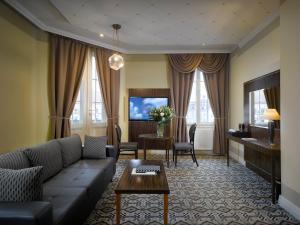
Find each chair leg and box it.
[192,148,199,167]
[175,150,177,167]
[172,146,175,162]
[135,149,138,159]
[190,149,195,162]
[116,148,120,161]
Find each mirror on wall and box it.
[244,70,280,129]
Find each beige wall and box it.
[279,0,300,214]
[119,54,169,141]
[0,2,50,153]
[229,19,280,163]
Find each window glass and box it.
[249,89,268,126]
[187,70,214,125]
[70,52,106,128]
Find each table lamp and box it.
[263,109,280,145]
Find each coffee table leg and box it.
[166,148,169,168]
[164,194,168,225]
[143,139,147,160]
[116,193,121,225]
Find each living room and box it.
[0,0,300,225]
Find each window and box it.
[249,89,268,126]
[70,50,106,129]
[186,70,214,125]
[90,56,106,123]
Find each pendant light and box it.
[109,24,124,70]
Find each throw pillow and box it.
[24,140,63,181]
[57,134,82,167]
[83,135,107,159]
[0,150,30,169]
[0,166,43,202]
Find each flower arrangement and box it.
[149,106,174,124]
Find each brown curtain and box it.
[50,35,88,139]
[168,53,229,155]
[170,66,195,142]
[168,54,201,142]
[200,54,229,155]
[264,86,280,128]
[94,48,120,145]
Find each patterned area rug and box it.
[84,154,300,225]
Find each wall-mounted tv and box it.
[129,97,169,121]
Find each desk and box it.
[138,134,172,167]
[227,134,280,204]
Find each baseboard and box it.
[229,150,246,166]
[279,195,300,221]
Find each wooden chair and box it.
[173,123,198,167]
[115,124,138,160]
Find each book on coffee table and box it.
[131,165,161,175]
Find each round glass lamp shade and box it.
[108,53,124,70]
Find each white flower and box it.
[160,112,164,116]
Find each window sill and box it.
[71,123,107,130]
[187,123,214,128]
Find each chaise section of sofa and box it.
[0,135,117,225]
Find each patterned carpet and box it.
[84,154,300,225]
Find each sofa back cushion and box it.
[24,140,63,181]
[0,150,30,169]
[0,166,43,202]
[83,136,107,159]
[57,134,82,167]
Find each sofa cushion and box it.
[24,140,63,181]
[67,158,115,170]
[83,136,107,159]
[0,166,43,202]
[57,135,82,167]
[44,158,114,197]
[0,150,30,169]
[43,186,88,225]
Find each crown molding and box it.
[238,11,280,49]
[5,0,125,52]
[5,0,277,54]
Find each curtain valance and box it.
[168,54,203,73]
[200,54,228,73]
[168,53,228,74]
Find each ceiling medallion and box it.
[109,24,124,71]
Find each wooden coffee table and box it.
[115,160,170,225]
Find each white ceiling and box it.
[6,0,280,53]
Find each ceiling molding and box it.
[238,11,280,49]
[5,0,126,52]
[5,0,278,54]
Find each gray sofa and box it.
[0,135,117,225]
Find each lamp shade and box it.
[263,109,280,121]
[108,53,124,71]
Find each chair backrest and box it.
[115,124,122,144]
[189,123,197,144]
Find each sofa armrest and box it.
[106,145,117,159]
[0,201,53,225]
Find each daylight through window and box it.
[186,70,214,125]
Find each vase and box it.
[156,123,165,137]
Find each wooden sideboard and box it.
[227,132,280,204]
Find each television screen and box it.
[129,97,168,121]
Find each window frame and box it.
[249,89,268,127]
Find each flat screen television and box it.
[129,97,169,121]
